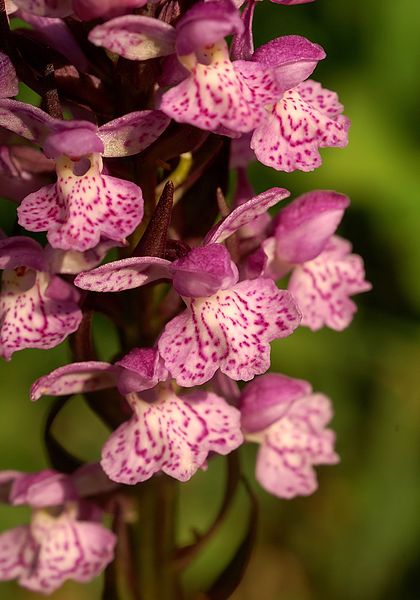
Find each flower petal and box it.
[251,84,349,172]
[158,278,301,386]
[171,244,239,298]
[89,16,176,61]
[20,512,116,593]
[101,390,243,484]
[0,271,82,360]
[0,98,54,143]
[240,373,312,433]
[288,236,372,331]
[175,0,243,56]
[18,154,143,252]
[73,0,147,21]
[256,393,338,499]
[0,527,33,583]
[252,35,325,92]
[160,45,274,134]
[13,0,73,17]
[31,361,118,401]
[116,347,168,395]
[10,470,77,507]
[75,256,171,292]
[99,110,170,158]
[0,51,18,98]
[204,187,289,245]
[273,190,350,263]
[0,236,46,271]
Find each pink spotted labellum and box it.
[31,347,244,485]
[0,467,116,593]
[0,235,82,359]
[240,373,339,498]
[75,188,302,386]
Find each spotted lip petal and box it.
[89,16,176,61]
[0,271,82,360]
[17,154,144,252]
[204,187,290,245]
[273,190,350,264]
[288,235,372,331]
[101,390,243,484]
[75,256,172,293]
[255,393,339,499]
[158,278,301,387]
[251,82,349,172]
[160,45,277,135]
[12,511,116,593]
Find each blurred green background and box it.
[1,0,420,598]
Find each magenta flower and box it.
[0,100,170,250]
[0,468,116,594]
[32,348,244,485]
[262,190,371,330]
[89,1,279,135]
[240,373,339,498]
[75,188,301,385]
[0,236,82,360]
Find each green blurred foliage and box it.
[1,0,420,598]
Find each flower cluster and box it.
[0,0,370,594]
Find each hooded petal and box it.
[19,511,116,593]
[0,270,82,360]
[251,82,349,172]
[0,52,18,98]
[204,187,289,244]
[99,110,170,158]
[288,236,372,331]
[255,393,338,499]
[75,256,171,292]
[171,245,239,298]
[101,390,243,484]
[273,190,350,263]
[31,361,118,401]
[0,236,46,271]
[89,16,176,61]
[240,373,312,433]
[175,0,243,56]
[252,35,325,92]
[18,154,143,252]
[116,347,168,395]
[158,278,301,386]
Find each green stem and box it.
[132,476,181,600]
